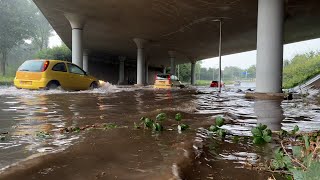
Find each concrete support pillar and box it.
[256,0,284,93]
[169,51,176,75]
[118,56,126,85]
[65,13,86,68]
[145,61,149,85]
[163,67,166,74]
[133,38,147,85]
[83,50,89,72]
[191,61,196,86]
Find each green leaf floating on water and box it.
[291,125,300,135]
[251,127,262,137]
[263,129,272,136]
[144,118,154,128]
[134,122,141,129]
[258,124,267,130]
[152,123,163,132]
[251,124,272,144]
[253,137,264,144]
[232,136,240,142]
[175,113,182,122]
[178,124,189,131]
[156,113,166,122]
[209,125,219,132]
[36,131,51,139]
[140,117,146,122]
[279,129,288,139]
[215,116,224,127]
[104,123,117,130]
[263,135,272,143]
[217,129,227,138]
[73,127,81,133]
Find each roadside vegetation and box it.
[35,44,71,62]
[0,0,72,85]
[0,76,14,85]
[177,62,256,85]
[0,0,54,77]
[207,116,320,180]
[283,52,320,89]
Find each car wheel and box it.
[46,81,60,90]
[90,82,98,89]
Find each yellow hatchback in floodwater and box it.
[154,74,185,89]
[14,60,99,90]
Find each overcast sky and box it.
[201,38,320,69]
[49,32,320,70]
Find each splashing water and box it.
[0,82,134,97]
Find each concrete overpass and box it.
[33,0,320,93]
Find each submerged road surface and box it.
[0,85,319,179]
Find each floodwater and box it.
[0,84,319,179]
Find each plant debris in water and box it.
[104,123,118,130]
[135,112,189,133]
[36,131,51,139]
[251,123,272,144]
[268,127,320,180]
[208,116,227,139]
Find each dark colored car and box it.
[210,81,224,88]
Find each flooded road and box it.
[0,85,319,179]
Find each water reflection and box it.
[254,100,284,131]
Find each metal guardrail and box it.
[292,74,320,91]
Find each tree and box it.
[246,65,256,79]
[29,4,53,51]
[0,0,35,76]
[177,63,191,82]
[35,44,71,61]
[223,66,243,80]
[283,60,290,67]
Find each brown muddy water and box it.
[0,84,319,180]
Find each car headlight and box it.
[99,80,106,86]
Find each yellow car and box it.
[14,60,99,90]
[154,74,185,89]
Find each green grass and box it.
[0,76,14,86]
[196,80,211,86]
[195,80,235,86]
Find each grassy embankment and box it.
[195,80,237,86]
[283,52,320,89]
[0,76,14,86]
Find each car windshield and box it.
[18,60,44,72]
[156,74,170,80]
